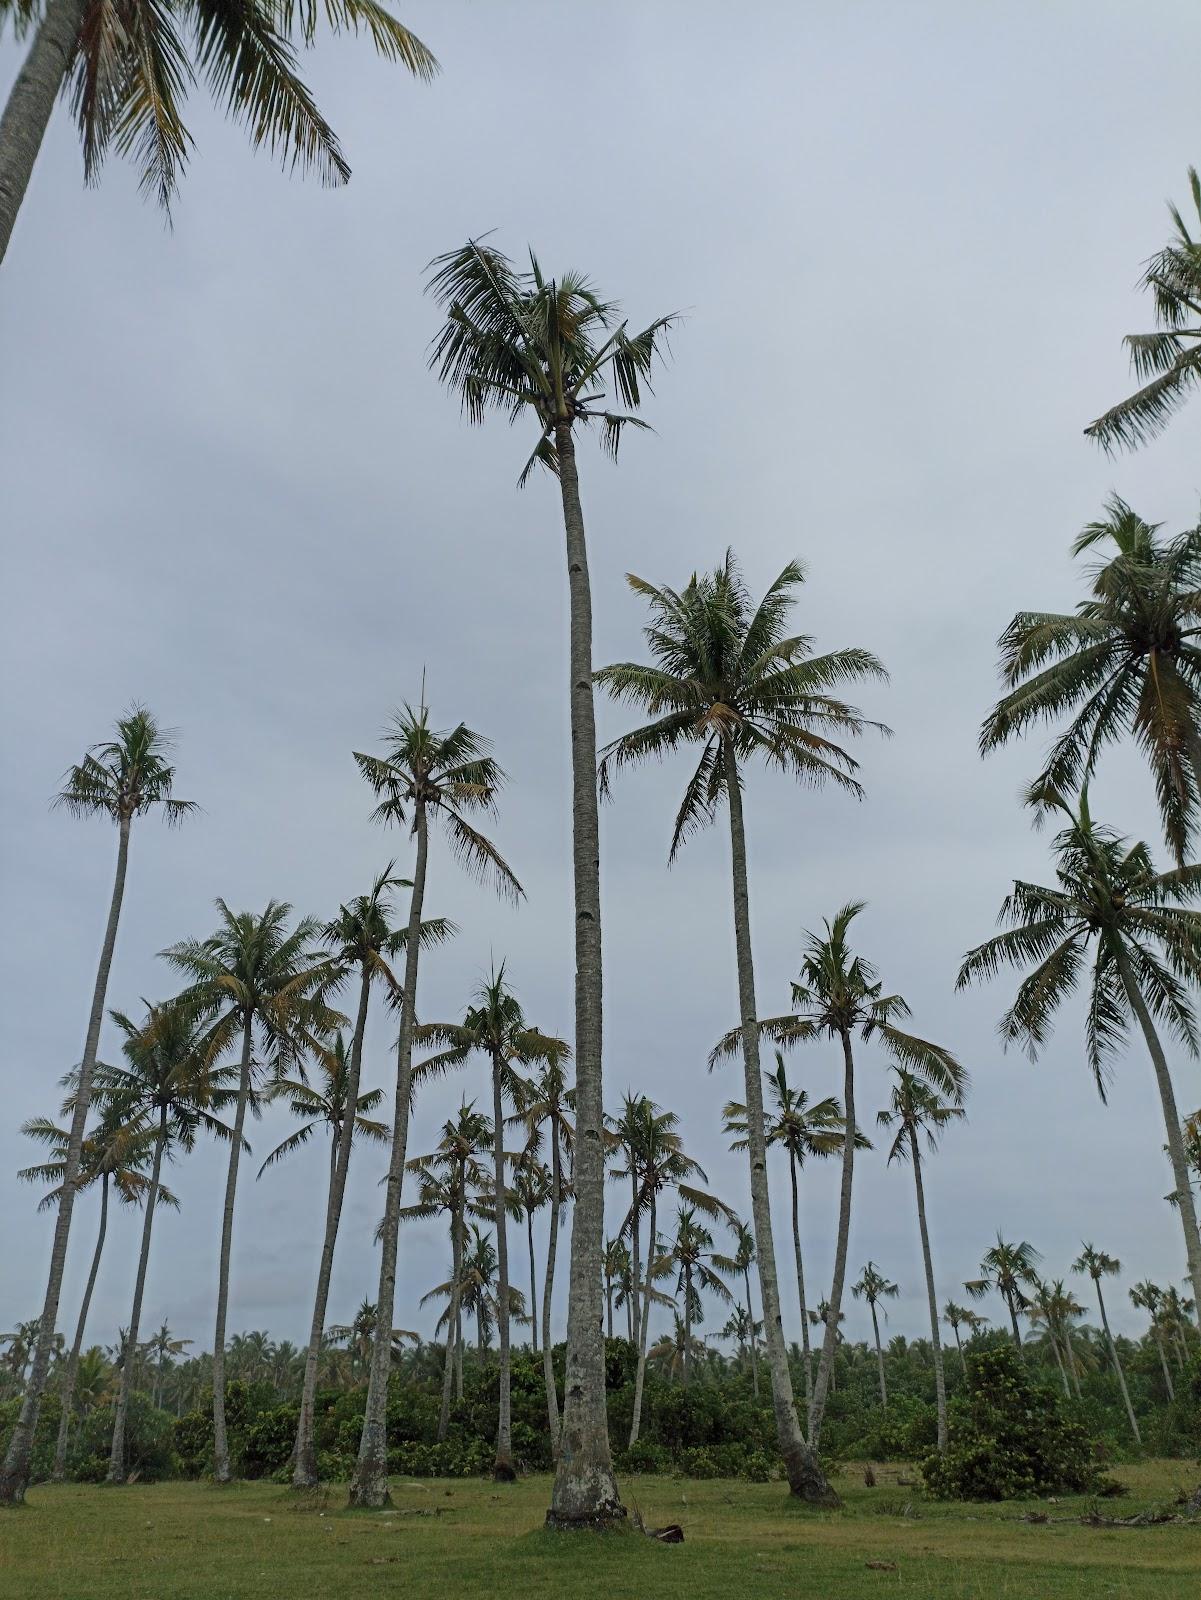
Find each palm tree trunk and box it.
[1094,1279,1141,1444]
[810,1026,856,1452]
[604,1276,613,1341]
[908,1132,948,1451]
[683,1264,693,1388]
[528,1212,539,1356]
[546,422,623,1530]
[1,813,131,1505]
[213,1016,254,1483]
[350,801,427,1509]
[52,1174,110,1480]
[628,1166,641,1349]
[627,1192,656,1448]
[723,739,837,1505]
[1062,1323,1082,1399]
[1117,953,1201,1322]
[1005,1293,1024,1355]
[541,1129,561,1447]
[1047,1327,1071,1397]
[788,1153,812,1408]
[1153,1328,1175,1402]
[108,1106,167,1481]
[870,1304,887,1408]
[491,1050,515,1479]
[437,1191,464,1443]
[0,0,88,269]
[292,966,372,1487]
[951,1324,964,1367]
[743,1267,760,1397]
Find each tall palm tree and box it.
[427,238,675,1531]
[648,1315,708,1382]
[18,1103,160,1478]
[657,1206,734,1387]
[1085,167,1201,451]
[415,967,564,1480]
[1074,1244,1141,1444]
[1130,1280,1175,1401]
[713,1223,761,1397]
[723,1051,853,1407]
[721,1305,762,1376]
[1028,1278,1075,1397]
[1,704,194,1505]
[162,899,336,1482]
[877,1065,968,1450]
[941,1301,987,1368]
[965,1235,1042,1352]
[511,1155,552,1356]
[852,1263,898,1410]
[520,1049,574,1446]
[600,555,888,1505]
[349,703,520,1508]
[602,1237,631,1342]
[145,1324,191,1408]
[958,786,1201,1319]
[981,502,1201,863]
[422,1225,527,1364]
[0,0,436,268]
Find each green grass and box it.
[2,1463,1199,1599]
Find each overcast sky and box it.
[2,2,1199,1363]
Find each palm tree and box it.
[511,1155,552,1356]
[1074,1244,1141,1444]
[723,1051,853,1407]
[721,1306,762,1376]
[981,501,1201,863]
[1130,1280,1175,1401]
[145,1324,191,1408]
[163,899,336,1482]
[17,1103,160,1478]
[852,1263,899,1410]
[648,1316,708,1382]
[806,1301,845,1394]
[1085,167,1201,450]
[600,555,888,1505]
[941,1301,987,1368]
[520,1049,574,1446]
[965,1235,1041,1352]
[349,702,520,1508]
[1028,1278,1075,1397]
[602,1237,631,1342]
[657,1206,734,1387]
[1160,1285,1196,1369]
[957,786,1201,1319]
[427,238,675,1531]
[415,967,564,1480]
[422,1226,527,1364]
[877,1065,968,1449]
[1,704,194,1505]
[713,1223,761,1397]
[0,0,437,268]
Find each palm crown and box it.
[852,1262,898,1312]
[877,1068,967,1163]
[54,704,195,826]
[18,1103,166,1210]
[724,1051,860,1163]
[258,1032,389,1177]
[966,1235,1041,1311]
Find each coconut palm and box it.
[600,556,888,1504]
[941,1301,987,1368]
[415,968,563,1480]
[520,1049,574,1446]
[348,702,520,1508]
[162,899,337,1482]
[427,238,675,1530]
[1085,167,1201,451]
[721,1305,762,1376]
[852,1263,899,1410]
[877,1065,968,1450]
[648,1315,708,1382]
[1,705,194,1505]
[0,0,436,268]
[1130,1281,1176,1401]
[656,1206,734,1387]
[957,786,1201,1319]
[713,1223,761,1397]
[602,1237,631,1342]
[511,1155,552,1356]
[145,1324,191,1408]
[981,501,1201,863]
[1160,1285,1197,1369]
[422,1226,528,1363]
[1028,1278,1077,1398]
[965,1235,1042,1352]
[1074,1244,1141,1444]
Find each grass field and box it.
[2,1462,1199,1600]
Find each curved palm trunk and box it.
[1117,955,1201,1322]
[52,1174,110,1480]
[1153,1328,1175,1401]
[528,1212,539,1356]
[951,1323,964,1368]
[0,0,88,269]
[743,1266,760,1397]
[908,1132,948,1451]
[1047,1327,1071,1397]
[212,1017,254,1483]
[547,424,623,1530]
[724,742,837,1505]
[809,1028,856,1451]
[787,1153,812,1408]
[1062,1323,1082,1399]
[437,1186,464,1443]
[292,966,372,1487]
[541,1131,561,1447]
[491,1050,515,1480]
[627,1192,656,1448]
[869,1303,887,1408]
[1093,1278,1141,1444]
[108,1105,168,1481]
[1,813,130,1505]
[350,802,427,1509]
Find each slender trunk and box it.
[788,1153,812,1408]
[1173,1329,1187,1371]
[867,1305,885,1407]
[292,965,372,1487]
[625,1286,633,1344]
[1117,953,1201,1322]
[628,1166,641,1348]
[547,423,622,1530]
[1062,1322,1082,1399]
[952,1324,964,1366]
[724,740,837,1505]
[2,813,131,1505]
[52,1175,110,1480]
[492,1050,515,1479]
[0,0,88,269]
[1153,1328,1175,1402]
[541,1129,561,1447]
[909,1133,948,1451]
[627,1192,656,1448]
[605,1277,613,1341]
[437,1188,464,1442]
[1094,1279,1141,1445]
[683,1264,693,1388]
[212,1017,254,1483]
[744,1267,759,1398]
[455,1299,464,1399]
[1047,1326,1071,1397]
[349,801,427,1508]
[528,1213,539,1356]
[1006,1293,1024,1355]
[810,1027,856,1452]
[108,1105,167,1481]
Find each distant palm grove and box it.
[2,75,1201,1525]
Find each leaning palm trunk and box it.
[787,1152,812,1407]
[491,1050,515,1479]
[0,0,88,269]
[908,1132,948,1451]
[809,1027,856,1450]
[627,1193,657,1448]
[724,741,837,1505]
[547,426,623,1528]
[350,803,427,1508]
[743,1266,760,1397]
[437,1193,464,1443]
[541,1131,561,1447]
[213,1018,255,1482]
[1,814,130,1505]
[870,1304,887,1408]
[52,1174,110,1479]
[108,1106,168,1481]
[1093,1280,1141,1444]
[292,968,372,1487]
[1047,1328,1071,1397]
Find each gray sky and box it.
[2,1,1199,1361]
